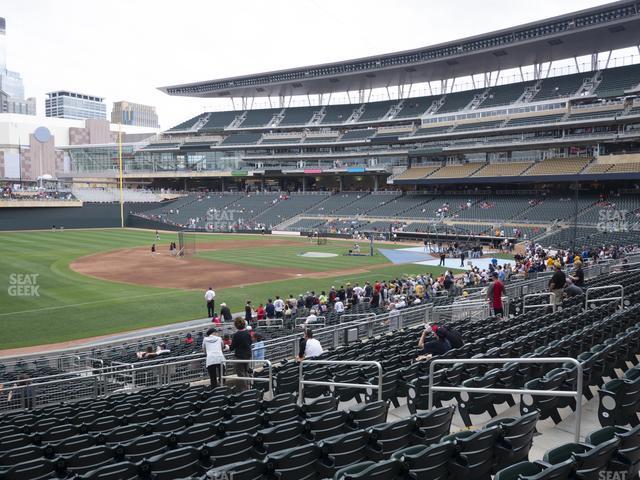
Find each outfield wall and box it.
[0,203,157,230]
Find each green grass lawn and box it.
[197,240,391,271]
[0,229,454,350]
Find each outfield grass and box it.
[0,229,454,350]
[197,241,390,271]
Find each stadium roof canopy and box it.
[159,1,640,99]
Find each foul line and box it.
[0,290,187,317]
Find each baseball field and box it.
[0,228,458,351]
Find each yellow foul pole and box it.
[118,124,124,228]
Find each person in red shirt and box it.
[256,303,266,320]
[486,272,505,317]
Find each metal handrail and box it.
[219,359,273,398]
[585,284,624,310]
[298,359,383,403]
[339,313,376,324]
[294,316,327,328]
[523,293,557,312]
[257,319,284,329]
[428,357,584,442]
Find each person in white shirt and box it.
[273,296,285,318]
[302,311,318,328]
[297,329,323,360]
[202,327,225,389]
[386,303,400,331]
[334,300,345,314]
[205,287,216,317]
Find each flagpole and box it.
[118,124,124,228]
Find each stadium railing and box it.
[428,357,584,442]
[0,357,274,413]
[298,359,383,403]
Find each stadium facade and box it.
[60,1,640,192]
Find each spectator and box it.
[136,346,157,360]
[252,333,265,363]
[297,328,323,360]
[486,272,505,317]
[265,299,276,320]
[304,310,318,328]
[185,333,194,345]
[205,286,216,317]
[220,303,232,322]
[202,327,225,389]
[229,318,253,391]
[436,325,464,348]
[9,374,34,409]
[334,299,345,314]
[549,265,566,306]
[274,296,285,318]
[386,303,400,331]
[256,303,265,321]
[156,343,171,355]
[570,262,585,288]
[564,278,583,298]
[245,300,254,325]
[416,326,451,361]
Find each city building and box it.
[45,91,107,120]
[111,101,159,128]
[0,114,157,181]
[0,17,35,115]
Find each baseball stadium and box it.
[1,2,640,479]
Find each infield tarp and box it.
[378,248,432,265]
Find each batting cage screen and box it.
[177,231,197,257]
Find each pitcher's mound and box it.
[298,251,339,258]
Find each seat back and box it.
[81,461,141,480]
[255,421,306,455]
[265,443,321,480]
[143,446,204,480]
[205,433,254,468]
[348,401,388,429]
[412,406,455,445]
[316,429,370,476]
[395,441,457,480]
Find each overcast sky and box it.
[2,0,617,128]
